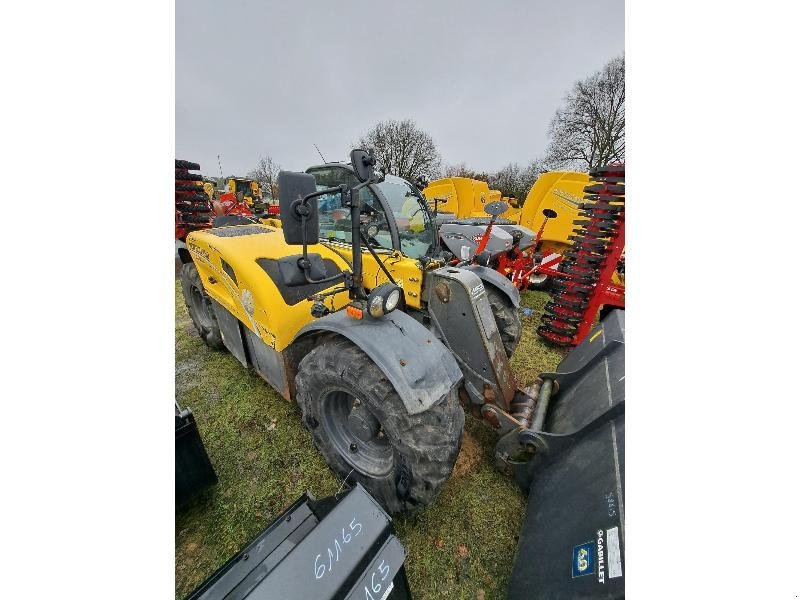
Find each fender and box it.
[293,310,463,415]
[463,264,521,308]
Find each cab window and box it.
[375,176,434,259]
[307,167,393,250]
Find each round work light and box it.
[367,283,402,318]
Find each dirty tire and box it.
[485,284,522,357]
[175,171,203,182]
[175,183,205,193]
[175,159,201,171]
[176,192,212,204]
[180,262,225,350]
[296,338,464,515]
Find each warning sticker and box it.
[606,526,623,579]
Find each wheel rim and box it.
[190,284,213,330]
[319,390,393,477]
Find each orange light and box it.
[346,305,363,320]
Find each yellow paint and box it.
[422,177,490,218]
[201,181,216,202]
[518,171,590,251]
[589,329,603,343]
[423,177,522,221]
[518,171,624,285]
[186,224,426,352]
[316,241,425,309]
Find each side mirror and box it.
[484,200,509,217]
[542,208,557,219]
[351,148,376,183]
[278,170,319,245]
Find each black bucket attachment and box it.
[185,483,411,600]
[508,309,625,599]
[175,405,217,508]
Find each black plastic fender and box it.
[463,264,521,308]
[293,310,463,415]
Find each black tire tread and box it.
[175,159,201,170]
[179,262,225,350]
[485,284,522,357]
[295,338,464,514]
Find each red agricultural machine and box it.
[537,164,625,346]
[493,207,564,290]
[175,159,214,241]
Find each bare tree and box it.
[488,160,544,201]
[544,56,625,171]
[357,119,442,181]
[247,155,281,199]
[442,162,491,182]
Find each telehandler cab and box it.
[180,149,568,513]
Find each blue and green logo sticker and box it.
[571,541,596,578]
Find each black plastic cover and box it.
[186,484,410,600]
[257,255,342,305]
[175,407,217,508]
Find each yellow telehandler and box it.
[179,150,575,514]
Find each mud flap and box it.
[294,310,462,415]
[210,298,248,367]
[507,310,625,599]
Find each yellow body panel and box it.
[424,178,521,221]
[518,171,591,255]
[319,242,425,309]
[185,225,426,352]
[423,177,493,218]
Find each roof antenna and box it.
[313,144,327,163]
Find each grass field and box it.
[175,282,566,599]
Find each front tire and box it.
[180,262,225,350]
[486,284,522,357]
[296,337,464,514]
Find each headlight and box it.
[367,283,402,318]
[385,287,401,311]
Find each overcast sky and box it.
[176,0,623,177]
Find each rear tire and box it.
[486,284,522,357]
[296,338,464,514]
[180,262,224,350]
